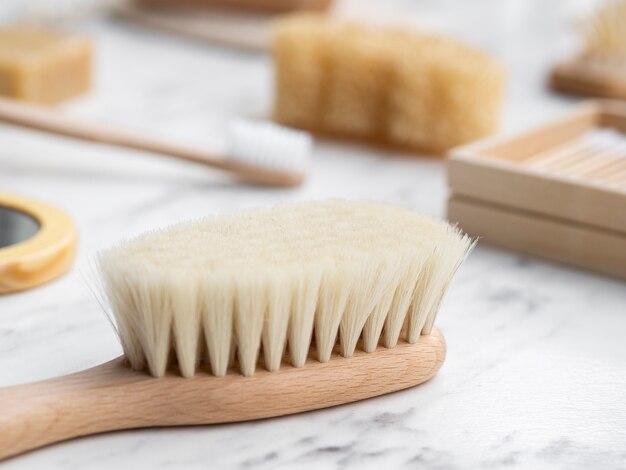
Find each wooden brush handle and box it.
[133,0,334,12]
[114,2,270,52]
[550,60,626,100]
[0,329,445,460]
[0,97,303,187]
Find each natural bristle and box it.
[580,0,626,61]
[271,15,505,153]
[97,201,472,378]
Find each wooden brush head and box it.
[551,1,626,99]
[0,201,463,459]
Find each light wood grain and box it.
[0,329,445,460]
[0,193,76,294]
[550,59,626,100]
[133,0,334,13]
[448,196,626,279]
[0,97,304,188]
[447,100,626,279]
[448,100,626,235]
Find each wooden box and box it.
[447,100,626,279]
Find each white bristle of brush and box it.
[226,119,312,173]
[96,201,473,378]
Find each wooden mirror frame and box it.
[0,193,76,294]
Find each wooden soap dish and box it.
[447,100,626,279]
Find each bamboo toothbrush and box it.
[0,97,311,187]
[551,0,626,99]
[0,200,472,460]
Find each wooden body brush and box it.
[551,0,626,99]
[0,97,311,187]
[0,201,472,460]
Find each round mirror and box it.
[0,206,40,248]
[0,193,76,294]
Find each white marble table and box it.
[1,1,625,468]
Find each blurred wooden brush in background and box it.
[551,0,626,99]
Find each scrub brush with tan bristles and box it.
[271,14,506,154]
[0,200,473,460]
[551,0,626,99]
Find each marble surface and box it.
[1,1,626,468]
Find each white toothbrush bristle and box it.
[97,201,473,378]
[227,119,312,173]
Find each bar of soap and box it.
[0,26,91,104]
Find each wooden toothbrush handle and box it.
[0,97,303,187]
[0,330,445,460]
